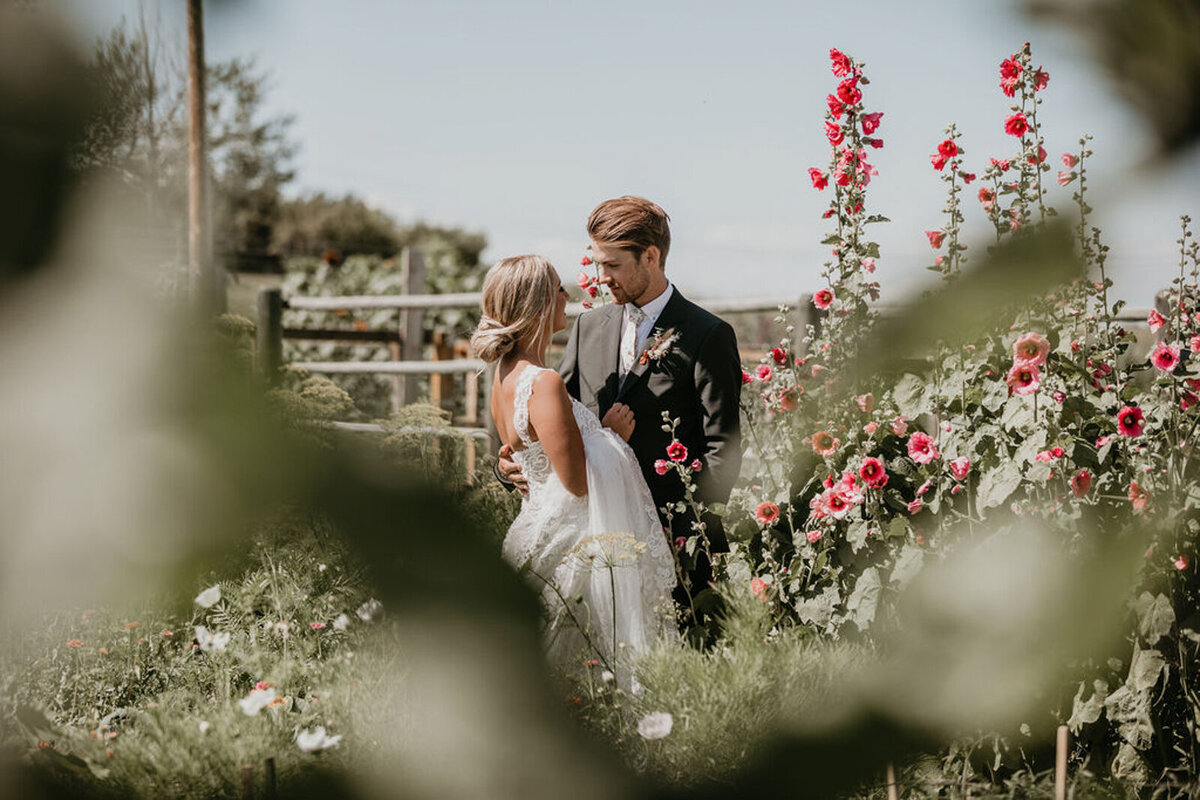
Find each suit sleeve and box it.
[693,320,742,505]
[558,316,582,402]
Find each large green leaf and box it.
[977,462,1023,510]
[1133,591,1175,645]
[845,567,882,631]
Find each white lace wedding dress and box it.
[501,366,675,684]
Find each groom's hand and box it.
[496,444,529,497]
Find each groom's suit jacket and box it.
[559,289,743,552]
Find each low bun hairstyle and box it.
[470,255,560,363]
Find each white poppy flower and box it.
[296,725,342,752]
[194,625,230,653]
[637,711,673,740]
[237,688,276,716]
[194,585,221,608]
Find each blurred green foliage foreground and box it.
[1,2,1199,799]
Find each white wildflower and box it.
[274,620,291,637]
[317,563,327,572]
[198,720,211,734]
[295,725,342,752]
[637,711,673,740]
[600,670,615,684]
[194,585,221,608]
[194,625,230,653]
[332,613,350,631]
[238,688,276,716]
[356,598,382,622]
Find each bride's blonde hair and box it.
[470,254,559,363]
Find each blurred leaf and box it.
[1133,591,1175,644]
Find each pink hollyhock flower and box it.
[930,153,949,171]
[1176,555,1190,570]
[827,94,845,119]
[1035,449,1054,463]
[861,112,883,134]
[255,681,275,691]
[836,77,862,105]
[1147,309,1165,332]
[741,369,753,384]
[1005,364,1042,395]
[1053,390,1066,404]
[581,301,593,310]
[855,393,874,413]
[756,364,772,381]
[859,457,888,488]
[830,48,852,77]
[1128,480,1150,512]
[755,501,780,526]
[908,431,940,464]
[750,577,768,600]
[861,257,876,273]
[771,347,787,365]
[1057,171,1075,186]
[890,416,908,437]
[825,489,853,519]
[1117,405,1145,437]
[916,480,932,496]
[950,457,970,480]
[1012,332,1050,367]
[823,474,835,490]
[1004,113,1030,137]
[811,431,840,457]
[576,271,593,290]
[937,139,958,158]
[654,459,670,476]
[1062,152,1078,168]
[863,421,878,434]
[310,622,325,630]
[825,121,844,146]
[1033,67,1049,90]
[813,288,834,310]
[666,441,688,462]
[990,157,1012,171]
[1070,469,1092,497]
[1182,391,1199,411]
[1152,342,1181,372]
[779,388,800,412]
[926,230,946,249]
[1190,335,1200,353]
[690,459,702,472]
[674,536,687,549]
[1095,435,1112,448]
[907,498,924,514]
[807,530,823,543]
[1026,146,1047,164]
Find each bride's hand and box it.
[602,403,636,441]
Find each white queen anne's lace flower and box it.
[637,711,673,740]
[194,585,221,608]
[296,725,342,752]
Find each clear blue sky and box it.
[55,0,1199,307]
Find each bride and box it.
[471,255,675,684]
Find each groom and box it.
[498,196,743,634]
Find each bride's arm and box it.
[526,370,588,497]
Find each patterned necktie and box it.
[619,304,647,379]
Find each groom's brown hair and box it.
[587,196,671,268]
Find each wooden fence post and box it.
[430,331,455,412]
[256,288,283,384]
[264,755,276,799]
[1055,725,1068,800]
[399,248,426,406]
[240,764,253,799]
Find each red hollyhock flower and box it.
[1117,405,1145,437]
[930,153,949,171]
[836,78,861,105]
[978,187,995,204]
[827,94,845,120]
[1005,364,1042,395]
[580,256,591,266]
[1004,113,1030,137]
[908,431,940,464]
[960,172,976,183]
[1128,480,1150,512]
[861,112,883,134]
[809,168,829,190]
[858,457,888,488]
[771,347,787,365]
[755,501,781,526]
[1033,67,1049,90]
[1152,342,1180,372]
[1026,145,1047,164]
[829,48,852,77]
[576,271,593,290]
[813,288,834,310]
[1070,469,1092,497]
[666,441,688,462]
[756,364,772,381]
[864,137,884,148]
[1147,309,1165,332]
[925,230,946,249]
[690,459,702,472]
[825,121,844,146]
[999,56,1023,96]
[937,139,958,158]
[741,369,753,384]
[654,459,670,475]
[950,457,970,480]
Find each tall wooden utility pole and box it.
[187,0,217,311]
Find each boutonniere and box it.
[639,327,679,365]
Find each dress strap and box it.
[512,366,545,447]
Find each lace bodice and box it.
[511,366,602,494]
